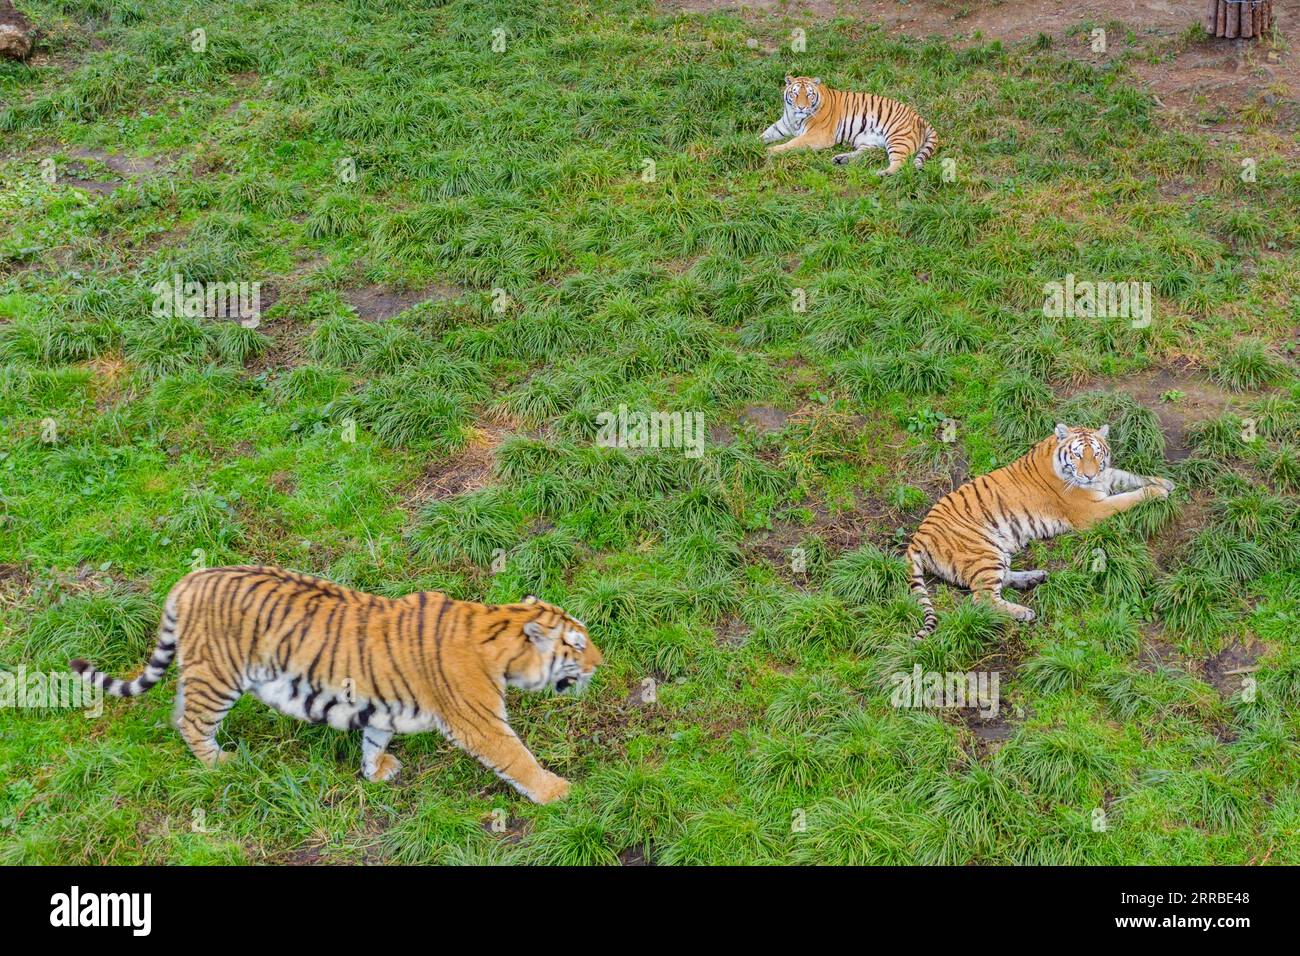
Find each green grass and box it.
[2,0,1299,865]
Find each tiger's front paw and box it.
[364,753,402,783]
[1144,482,1171,500]
[531,773,571,804]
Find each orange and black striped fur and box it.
[907,425,1174,639]
[70,566,600,803]
[761,75,938,174]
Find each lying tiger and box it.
[761,75,938,175]
[70,566,600,803]
[908,424,1174,639]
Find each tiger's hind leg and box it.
[969,566,1036,623]
[175,669,241,767]
[914,125,939,169]
[877,154,907,176]
[1006,570,1048,590]
[877,143,911,176]
[361,727,401,783]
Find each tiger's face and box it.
[513,596,601,696]
[783,75,823,128]
[1053,423,1111,487]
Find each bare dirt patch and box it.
[61,171,120,195]
[744,513,826,573]
[661,0,1204,44]
[744,488,904,579]
[625,676,664,707]
[710,404,793,445]
[481,814,530,844]
[709,422,735,445]
[740,404,790,433]
[67,147,166,177]
[1198,640,1263,696]
[0,563,32,608]
[1149,488,1213,568]
[859,0,1203,46]
[57,149,161,195]
[713,612,751,646]
[59,147,169,195]
[661,0,836,16]
[1130,28,1297,136]
[248,326,306,373]
[404,426,506,507]
[807,496,898,548]
[269,471,297,496]
[342,284,460,322]
[948,644,1031,755]
[1137,623,1188,671]
[276,844,326,865]
[1066,366,1237,461]
[960,708,1018,754]
[246,317,309,376]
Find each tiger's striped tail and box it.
[907,546,938,640]
[70,597,179,697]
[914,123,938,169]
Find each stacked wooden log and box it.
[1204,0,1273,39]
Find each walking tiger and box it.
[70,566,600,803]
[761,75,939,174]
[907,424,1174,639]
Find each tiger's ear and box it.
[812,77,821,85]
[523,594,538,605]
[784,74,793,85]
[523,620,555,647]
[1097,424,1110,439]
[1054,423,1070,441]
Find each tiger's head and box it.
[1052,423,1111,487]
[782,75,824,128]
[508,595,601,696]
